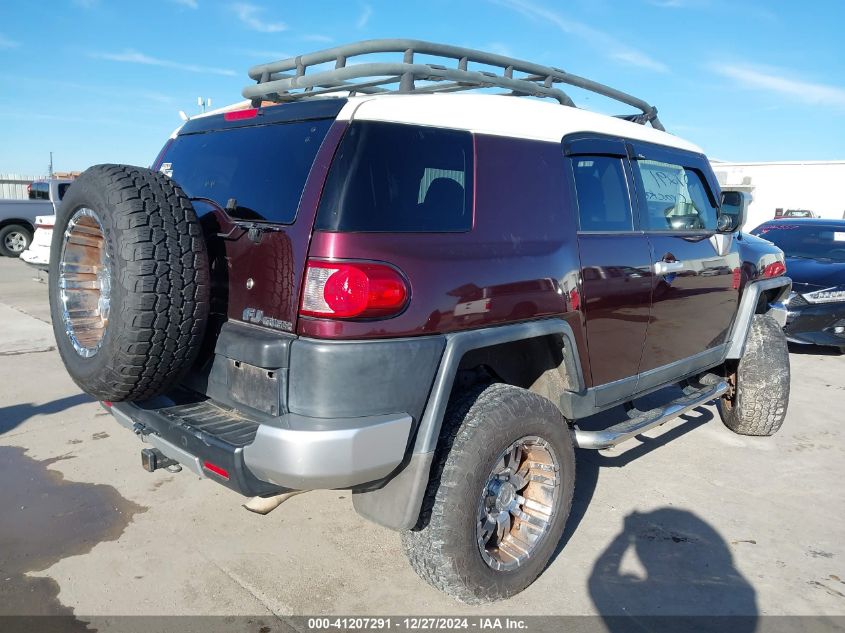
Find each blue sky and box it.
[1,0,844,175]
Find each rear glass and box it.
[752,224,845,263]
[315,122,473,232]
[162,119,333,224]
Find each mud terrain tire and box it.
[718,314,790,436]
[401,383,576,604]
[49,164,209,402]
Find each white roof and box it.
[337,93,703,154]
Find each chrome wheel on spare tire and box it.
[402,383,575,604]
[58,208,111,358]
[49,164,210,403]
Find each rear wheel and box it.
[0,224,32,257]
[718,314,790,436]
[401,383,575,604]
[49,164,210,402]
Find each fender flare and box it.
[725,277,791,360]
[352,318,584,530]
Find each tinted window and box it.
[634,160,717,231]
[162,119,333,224]
[58,183,71,200]
[752,224,845,263]
[315,122,473,232]
[572,156,633,231]
[28,182,49,200]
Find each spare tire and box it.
[49,164,210,402]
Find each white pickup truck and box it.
[0,178,72,258]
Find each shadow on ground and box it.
[788,342,843,356]
[588,508,757,631]
[0,393,92,435]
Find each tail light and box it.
[762,261,786,278]
[301,260,409,319]
[224,108,259,121]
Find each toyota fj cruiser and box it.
[49,40,791,603]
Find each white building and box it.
[711,160,845,230]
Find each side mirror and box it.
[719,191,751,233]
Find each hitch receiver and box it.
[141,447,180,473]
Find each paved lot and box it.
[1,256,844,621]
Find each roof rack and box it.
[242,39,665,131]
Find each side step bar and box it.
[574,380,729,450]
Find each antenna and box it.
[197,97,212,114]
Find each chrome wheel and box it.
[476,435,560,571]
[4,230,28,253]
[58,208,111,358]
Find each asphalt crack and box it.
[0,346,56,357]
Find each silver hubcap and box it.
[5,231,27,253]
[59,208,111,358]
[476,436,560,571]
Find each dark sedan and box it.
[752,219,845,351]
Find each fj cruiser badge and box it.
[242,307,292,332]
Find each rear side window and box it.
[315,122,473,232]
[162,119,333,224]
[58,183,71,200]
[572,156,634,232]
[633,160,717,231]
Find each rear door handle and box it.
[653,260,685,275]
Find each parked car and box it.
[752,218,845,351]
[0,179,72,257]
[20,215,55,270]
[47,40,791,604]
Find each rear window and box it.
[315,122,473,232]
[752,224,845,262]
[162,119,333,224]
[58,183,71,200]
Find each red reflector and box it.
[224,108,259,121]
[301,260,409,319]
[762,261,786,278]
[203,461,230,480]
[102,401,113,407]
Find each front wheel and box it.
[401,383,575,604]
[718,314,790,436]
[0,224,33,257]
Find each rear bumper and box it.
[106,322,444,495]
[109,398,413,493]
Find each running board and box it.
[574,380,729,450]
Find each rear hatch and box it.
[154,99,347,334]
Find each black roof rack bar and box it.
[243,39,664,131]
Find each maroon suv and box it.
[49,40,792,603]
